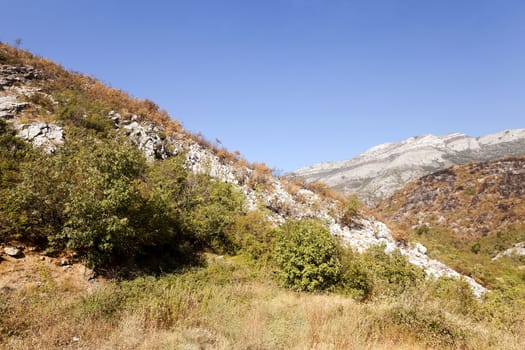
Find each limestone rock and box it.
[123,118,169,160]
[333,218,487,298]
[0,95,29,119]
[0,65,40,89]
[492,242,525,260]
[15,122,64,153]
[4,247,23,258]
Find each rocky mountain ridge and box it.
[0,44,486,296]
[293,130,525,205]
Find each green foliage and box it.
[388,303,468,348]
[53,89,113,135]
[274,219,342,292]
[147,158,244,255]
[5,133,246,270]
[464,186,476,196]
[59,139,149,267]
[429,277,480,316]
[339,245,425,299]
[340,194,362,226]
[228,210,275,262]
[0,120,33,237]
[0,119,31,189]
[414,224,430,236]
[186,178,244,254]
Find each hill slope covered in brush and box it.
[0,43,524,349]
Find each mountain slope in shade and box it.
[292,130,525,205]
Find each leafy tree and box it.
[274,219,342,292]
[228,209,275,261]
[59,138,147,266]
[0,120,32,238]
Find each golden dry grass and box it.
[1,253,523,350]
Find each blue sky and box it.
[2,1,525,171]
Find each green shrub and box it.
[338,245,425,299]
[227,209,275,262]
[187,178,244,254]
[53,89,113,135]
[429,277,480,316]
[340,194,362,227]
[274,219,342,292]
[388,303,468,348]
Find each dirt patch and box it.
[0,245,100,294]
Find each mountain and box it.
[378,157,525,240]
[292,130,525,205]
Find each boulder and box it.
[15,122,64,153]
[4,247,23,258]
[0,95,29,119]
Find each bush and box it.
[186,178,244,254]
[227,210,275,262]
[274,219,342,292]
[338,245,425,299]
[0,120,33,238]
[340,194,362,227]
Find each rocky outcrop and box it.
[292,130,525,205]
[121,116,170,160]
[0,65,40,89]
[15,122,64,153]
[0,95,29,118]
[3,247,23,258]
[492,242,525,260]
[332,218,486,298]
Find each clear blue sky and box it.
[2,0,525,171]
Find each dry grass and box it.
[1,253,523,350]
[305,181,347,203]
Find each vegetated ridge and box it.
[292,131,525,205]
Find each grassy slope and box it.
[1,253,522,350]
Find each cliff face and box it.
[292,131,525,206]
[0,43,486,296]
[378,157,525,240]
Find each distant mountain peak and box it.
[292,129,525,205]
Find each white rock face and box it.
[293,129,525,205]
[333,218,487,298]
[15,122,64,153]
[122,119,169,160]
[0,95,29,118]
[492,242,525,260]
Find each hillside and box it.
[378,157,525,239]
[1,43,524,349]
[292,131,525,205]
[376,158,525,311]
